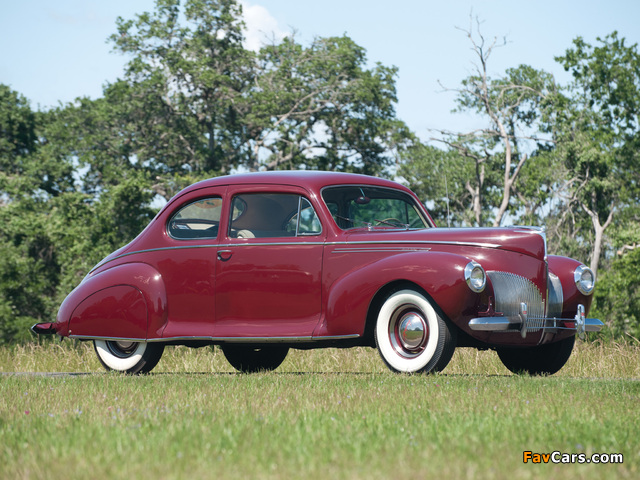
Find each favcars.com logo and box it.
[523,451,623,464]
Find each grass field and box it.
[1,340,638,479]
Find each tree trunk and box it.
[583,204,614,279]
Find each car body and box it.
[32,171,603,374]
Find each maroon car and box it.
[32,171,602,374]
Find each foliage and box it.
[100,0,409,189]
[550,32,640,277]
[414,19,559,228]
[398,143,468,226]
[0,96,158,344]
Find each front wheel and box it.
[496,335,575,375]
[221,345,289,373]
[375,289,456,373]
[94,340,164,374]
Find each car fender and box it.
[318,251,478,337]
[547,255,594,316]
[57,262,168,340]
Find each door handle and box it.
[217,250,233,261]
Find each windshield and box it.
[322,185,430,230]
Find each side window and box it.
[168,197,222,240]
[229,193,321,238]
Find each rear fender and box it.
[57,263,167,340]
[317,251,478,337]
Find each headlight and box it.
[574,265,595,295]
[464,261,486,293]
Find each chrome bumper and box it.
[30,322,56,335]
[469,304,604,340]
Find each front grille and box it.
[487,271,545,332]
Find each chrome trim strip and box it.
[326,240,502,248]
[69,334,361,343]
[332,247,432,253]
[70,335,148,342]
[90,245,219,272]
[219,241,325,247]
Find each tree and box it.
[402,19,558,228]
[553,32,640,278]
[591,212,640,339]
[246,34,407,175]
[101,0,409,192]
[398,143,472,226]
[0,85,39,199]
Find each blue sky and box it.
[2,0,639,140]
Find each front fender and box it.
[317,251,479,337]
[56,262,168,340]
[547,255,594,316]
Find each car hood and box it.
[343,226,546,260]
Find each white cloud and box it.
[241,2,287,51]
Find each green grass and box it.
[1,341,639,479]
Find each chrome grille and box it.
[487,271,545,331]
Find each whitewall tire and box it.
[94,340,164,374]
[375,289,456,373]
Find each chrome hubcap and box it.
[106,341,138,358]
[398,313,426,350]
[389,307,429,358]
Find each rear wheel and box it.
[221,345,289,373]
[375,289,456,373]
[94,340,164,374]
[496,335,575,375]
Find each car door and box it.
[155,189,225,339]
[214,186,324,338]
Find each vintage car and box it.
[32,171,603,375]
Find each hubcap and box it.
[389,308,429,357]
[106,341,138,358]
[399,313,427,350]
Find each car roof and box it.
[181,170,411,195]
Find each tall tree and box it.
[403,19,557,227]
[553,32,640,277]
[246,35,407,175]
[109,0,253,176]
[100,0,409,189]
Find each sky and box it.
[2,0,640,141]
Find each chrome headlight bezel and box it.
[574,265,595,295]
[464,261,487,293]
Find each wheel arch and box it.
[363,280,457,347]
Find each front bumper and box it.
[469,303,603,340]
